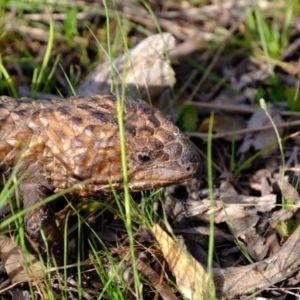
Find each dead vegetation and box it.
[1,0,300,299]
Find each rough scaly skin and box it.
[0,94,201,253]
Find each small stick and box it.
[189,101,300,117]
[186,121,300,139]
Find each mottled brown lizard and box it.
[0,94,201,253]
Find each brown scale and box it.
[0,94,201,257]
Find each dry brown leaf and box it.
[238,104,283,157]
[152,224,215,300]
[186,194,276,223]
[0,235,44,284]
[213,224,300,297]
[231,215,260,237]
[271,179,300,221]
[77,33,176,100]
[242,229,268,261]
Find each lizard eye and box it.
[135,153,152,164]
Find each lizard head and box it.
[124,103,202,192]
[85,95,202,193]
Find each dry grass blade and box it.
[136,258,179,300]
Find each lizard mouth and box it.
[90,158,201,194]
[126,148,202,191]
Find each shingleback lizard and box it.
[0,94,201,253]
